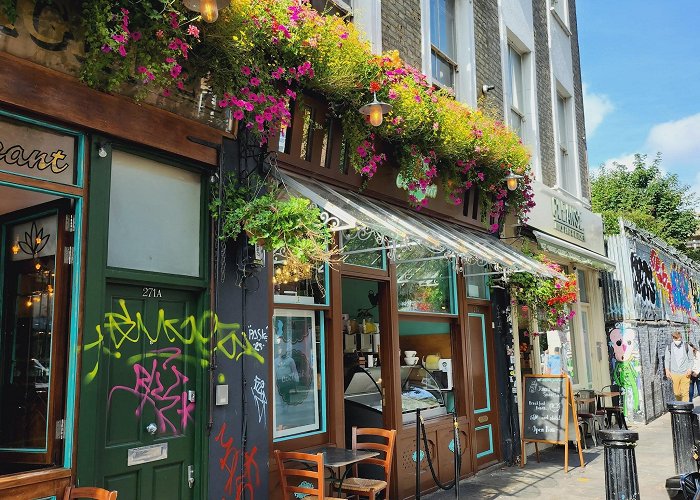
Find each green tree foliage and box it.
[591,153,699,255]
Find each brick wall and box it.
[474,0,504,119]
[381,0,422,69]
[532,0,557,187]
[568,0,589,199]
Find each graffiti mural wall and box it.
[604,222,700,423]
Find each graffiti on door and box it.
[630,251,658,318]
[215,421,260,499]
[108,347,195,434]
[83,299,265,383]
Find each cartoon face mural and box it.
[610,327,635,362]
[608,324,641,418]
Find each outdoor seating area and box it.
[575,385,626,448]
[275,427,396,499]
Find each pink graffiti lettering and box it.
[215,422,260,499]
[108,347,195,434]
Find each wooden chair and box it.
[338,427,397,500]
[576,389,603,446]
[275,450,343,500]
[63,486,118,500]
[599,384,628,429]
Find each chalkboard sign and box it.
[520,374,584,472]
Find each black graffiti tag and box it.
[631,253,656,305]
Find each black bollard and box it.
[667,401,696,474]
[600,429,640,500]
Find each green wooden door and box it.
[97,283,200,500]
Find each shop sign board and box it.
[526,181,605,255]
[521,374,583,472]
[0,115,77,185]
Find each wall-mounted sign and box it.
[526,181,605,256]
[552,198,585,242]
[0,115,76,185]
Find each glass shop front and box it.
[269,172,557,498]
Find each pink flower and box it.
[165,57,176,64]
[170,65,182,78]
[255,114,265,124]
[414,94,421,103]
[169,12,179,29]
[388,89,398,99]
[432,122,439,131]
[162,89,171,97]
[176,81,185,90]
[131,31,142,42]
[233,110,244,120]
[490,223,500,233]
[118,45,127,57]
[137,66,148,74]
[339,32,349,39]
[112,34,126,43]
[357,146,367,157]
[187,25,200,39]
[285,89,297,99]
[250,77,261,86]
[241,66,252,76]
[101,44,112,53]
[156,29,164,39]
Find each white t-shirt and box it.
[692,350,700,376]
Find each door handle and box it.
[146,423,157,435]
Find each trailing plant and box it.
[210,173,334,265]
[12,0,537,232]
[509,254,578,330]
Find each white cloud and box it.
[583,83,614,137]
[599,153,637,171]
[645,113,700,165]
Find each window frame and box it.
[429,0,458,90]
[506,43,526,140]
[555,89,578,196]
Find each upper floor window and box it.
[311,0,352,17]
[506,44,525,139]
[429,0,457,89]
[555,91,577,195]
[550,0,568,27]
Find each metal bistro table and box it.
[303,445,380,496]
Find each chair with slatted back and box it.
[600,384,628,429]
[275,450,343,500]
[63,486,118,500]
[338,427,397,500]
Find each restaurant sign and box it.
[0,114,77,185]
[552,198,585,242]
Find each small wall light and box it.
[482,84,496,95]
[184,0,229,23]
[359,93,392,127]
[11,241,19,255]
[505,171,523,191]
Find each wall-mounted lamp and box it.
[482,84,496,95]
[184,0,229,23]
[505,171,523,191]
[97,142,110,158]
[359,93,392,127]
[10,241,19,255]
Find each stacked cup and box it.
[404,350,418,366]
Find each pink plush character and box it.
[610,327,635,362]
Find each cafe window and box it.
[577,269,588,303]
[273,252,329,306]
[272,309,326,440]
[339,228,386,270]
[465,263,490,300]
[396,246,456,314]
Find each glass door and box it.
[0,205,71,465]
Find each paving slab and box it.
[425,413,674,499]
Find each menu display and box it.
[520,374,584,472]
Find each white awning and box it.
[278,171,561,278]
[533,230,616,272]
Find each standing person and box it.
[664,331,694,401]
[547,346,562,375]
[689,343,700,402]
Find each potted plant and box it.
[211,173,334,265]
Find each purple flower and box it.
[101,44,112,53]
[250,77,261,86]
[233,110,244,121]
[170,65,182,78]
[241,66,252,76]
[131,31,142,42]
[118,45,127,57]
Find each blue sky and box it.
[577,2,700,195]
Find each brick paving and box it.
[425,412,674,499]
